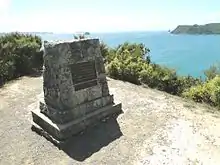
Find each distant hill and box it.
[171,23,220,35]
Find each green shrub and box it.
[182,84,212,103]
[100,42,109,63]
[0,32,43,85]
[139,64,179,94]
[204,63,220,80]
[106,50,143,84]
[105,42,200,95]
[106,42,147,84]
[183,76,220,108]
[177,75,203,95]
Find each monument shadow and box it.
[61,113,123,161]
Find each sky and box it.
[0,0,220,33]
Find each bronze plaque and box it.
[71,61,97,90]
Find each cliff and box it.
[171,23,220,34]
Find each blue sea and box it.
[38,31,220,78]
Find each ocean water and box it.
[39,31,220,78]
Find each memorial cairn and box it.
[31,37,122,146]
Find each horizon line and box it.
[0,30,170,34]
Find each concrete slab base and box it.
[31,103,122,147]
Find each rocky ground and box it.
[1,76,220,165]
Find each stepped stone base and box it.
[31,103,122,147]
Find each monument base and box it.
[31,103,122,147]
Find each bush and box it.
[139,64,179,94]
[177,75,203,95]
[204,63,220,80]
[104,41,220,108]
[106,42,148,84]
[183,76,220,108]
[104,42,220,109]
[105,42,199,95]
[100,42,110,63]
[0,32,43,85]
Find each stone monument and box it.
[31,38,122,145]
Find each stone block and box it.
[31,38,122,145]
[32,103,122,144]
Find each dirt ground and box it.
[1,76,220,165]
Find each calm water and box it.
[39,31,220,78]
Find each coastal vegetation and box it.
[1,32,220,109]
[100,42,220,109]
[0,32,43,86]
[171,23,220,35]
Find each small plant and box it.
[73,32,90,40]
[204,63,220,80]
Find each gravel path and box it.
[1,76,220,165]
